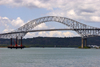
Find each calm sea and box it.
[0,48,100,67]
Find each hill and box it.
[0,36,100,47]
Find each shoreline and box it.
[0,47,7,48]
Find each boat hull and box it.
[8,46,25,49]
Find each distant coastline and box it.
[0,36,100,47]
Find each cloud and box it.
[0,0,100,22]
[24,31,77,38]
[0,0,55,9]
[3,28,14,33]
[46,0,100,22]
[90,16,100,22]
[0,16,25,33]
[33,23,48,30]
[11,17,25,27]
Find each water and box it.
[0,48,100,67]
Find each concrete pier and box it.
[81,38,84,48]
[84,38,87,47]
[81,37,87,48]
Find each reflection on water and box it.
[0,48,100,67]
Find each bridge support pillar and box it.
[81,38,84,48]
[21,37,22,47]
[16,37,18,47]
[10,38,12,46]
[84,38,87,47]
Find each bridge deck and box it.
[0,28,100,35]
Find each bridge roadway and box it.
[0,28,100,35]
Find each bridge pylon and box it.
[84,38,87,47]
[81,38,84,48]
[81,37,87,48]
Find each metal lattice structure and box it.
[0,16,100,39]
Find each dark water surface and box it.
[0,48,100,67]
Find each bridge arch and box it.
[15,16,95,38]
[0,16,97,39]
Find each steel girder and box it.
[0,16,99,39]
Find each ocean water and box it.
[0,48,100,67]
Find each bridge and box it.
[0,16,100,48]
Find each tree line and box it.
[0,36,100,47]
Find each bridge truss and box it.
[0,16,100,39]
[0,16,100,48]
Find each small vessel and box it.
[8,37,25,49]
[8,45,25,49]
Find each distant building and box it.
[88,45,99,49]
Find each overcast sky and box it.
[0,0,100,38]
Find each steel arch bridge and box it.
[1,16,100,48]
[0,16,100,39]
[0,16,100,38]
